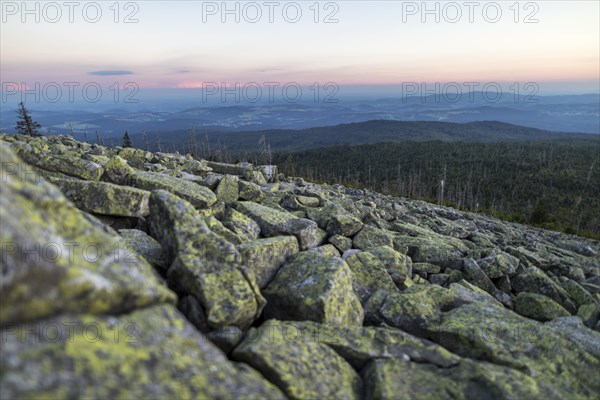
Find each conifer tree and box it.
[16,102,42,136]
[122,131,133,148]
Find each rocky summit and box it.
[1,133,599,400]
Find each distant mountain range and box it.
[127,120,598,154]
[1,92,598,137]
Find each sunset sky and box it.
[1,1,599,95]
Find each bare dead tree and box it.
[95,130,104,146]
[202,131,211,160]
[155,133,163,152]
[142,130,149,151]
[188,127,198,158]
[258,134,272,165]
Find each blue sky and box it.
[1,1,599,95]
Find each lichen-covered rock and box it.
[237,236,299,288]
[497,274,512,292]
[270,320,460,370]
[238,180,265,202]
[424,301,600,398]
[582,281,600,294]
[329,234,353,252]
[13,141,104,181]
[327,213,364,236]
[232,320,363,400]
[130,171,217,208]
[206,325,245,354]
[353,224,394,250]
[0,142,175,324]
[346,251,398,303]
[222,207,261,242]
[546,316,600,355]
[83,153,109,165]
[304,202,343,228]
[167,253,264,330]
[557,276,597,309]
[362,358,550,400]
[365,283,499,335]
[237,201,324,250]
[399,235,468,266]
[148,190,265,329]
[181,159,212,175]
[196,200,226,219]
[3,134,600,399]
[264,252,364,325]
[367,245,413,288]
[49,177,151,217]
[514,292,571,321]
[205,216,244,245]
[215,174,239,203]
[305,244,341,258]
[119,229,167,271]
[412,262,441,276]
[206,160,252,176]
[177,295,209,332]
[296,195,320,207]
[463,258,496,293]
[246,169,268,185]
[505,245,549,269]
[512,267,577,313]
[577,303,600,328]
[477,251,518,278]
[0,305,285,399]
[118,147,151,168]
[103,155,136,184]
[200,173,222,189]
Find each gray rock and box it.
[237,201,324,250]
[233,320,362,400]
[463,258,496,294]
[236,236,299,288]
[214,174,239,203]
[1,305,285,399]
[353,224,394,250]
[263,252,364,325]
[119,228,167,271]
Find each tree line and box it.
[273,140,600,239]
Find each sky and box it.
[1,0,599,98]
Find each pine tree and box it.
[122,131,133,148]
[16,102,42,136]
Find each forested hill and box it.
[130,120,597,154]
[273,139,600,239]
